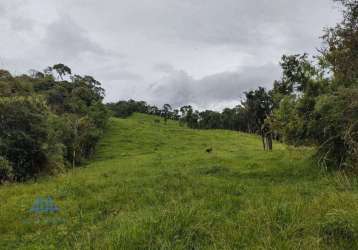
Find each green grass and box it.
[1,113,358,249]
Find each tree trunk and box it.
[72,148,76,169]
[261,132,266,150]
[267,134,273,151]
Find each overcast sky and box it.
[0,0,341,110]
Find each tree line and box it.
[108,0,358,171]
[0,64,110,182]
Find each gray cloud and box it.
[43,15,106,59]
[153,63,176,74]
[100,68,143,81]
[1,0,341,109]
[147,63,280,109]
[74,0,338,53]
[0,4,4,15]
[9,16,35,31]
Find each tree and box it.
[172,109,180,120]
[180,105,199,128]
[271,0,358,169]
[52,64,72,81]
[222,108,236,130]
[280,54,317,92]
[242,87,274,150]
[0,96,63,180]
[0,70,32,97]
[0,64,109,181]
[161,104,172,123]
[73,75,105,101]
[107,100,149,118]
[322,0,358,86]
[197,110,222,129]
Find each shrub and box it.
[314,88,358,170]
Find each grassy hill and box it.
[1,113,358,249]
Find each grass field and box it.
[1,113,358,249]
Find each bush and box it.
[314,88,358,170]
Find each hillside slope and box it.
[1,113,358,249]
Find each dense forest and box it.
[0,65,109,182]
[0,0,357,183]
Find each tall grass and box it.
[1,113,358,249]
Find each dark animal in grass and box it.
[206,148,213,153]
